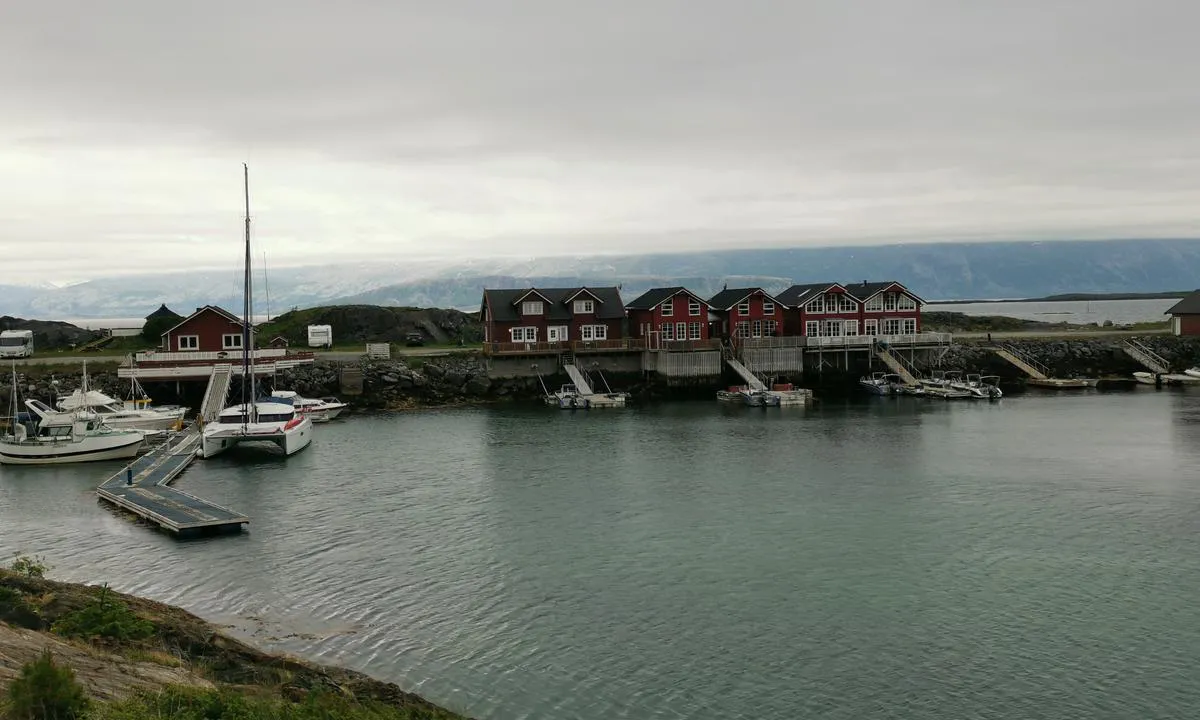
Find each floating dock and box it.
[95,425,249,537]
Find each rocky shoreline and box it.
[0,567,468,718]
[5,336,1200,413]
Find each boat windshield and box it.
[217,412,294,424]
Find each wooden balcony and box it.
[737,332,952,350]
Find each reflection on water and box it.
[3,392,1200,719]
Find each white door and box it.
[547,326,569,342]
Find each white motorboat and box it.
[56,387,187,432]
[0,367,144,465]
[269,390,348,422]
[200,165,313,459]
[952,373,1003,399]
[716,386,781,406]
[545,384,630,409]
[860,372,902,395]
[1184,367,1200,379]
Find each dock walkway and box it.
[96,425,248,537]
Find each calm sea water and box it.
[925,298,1179,325]
[3,392,1200,719]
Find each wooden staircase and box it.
[1122,339,1170,375]
[874,347,919,385]
[991,345,1050,380]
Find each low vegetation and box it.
[0,555,469,720]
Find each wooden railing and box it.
[482,339,647,355]
[131,349,315,365]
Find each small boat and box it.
[1025,377,1100,389]
[1184,367,1200,379]
[55,386,187,433]
[716,386,780,406]
[952,373,1003,399]
[1134,371,1159,385]
[0,367,145,465]
[860,372,902,395]
[269,390,348,423]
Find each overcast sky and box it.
[2,0,1198,281]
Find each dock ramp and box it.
[874,347,919,385]
[725,357,766,391]
[1122,339,1170,375]
[991,345,1050,380]
[199,364,233,423]
[563,364,594,395]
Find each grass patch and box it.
[52,585,154,643]
[89,686,464,719]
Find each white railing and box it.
[747,332,953,349]
[134,348,291,363]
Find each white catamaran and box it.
[200,165,313,459]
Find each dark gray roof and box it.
[145,303,182,321]
[776,283,839,306]
[624,287,707,310]
[1165,290,1200,315]
[706,287,785,310]
[482,287,626,322]
[844,281,923,303]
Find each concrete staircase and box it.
[563,364,594,395]
[1122,339,1170,375]
[991,345,1050,380]
[199,364,233,422]
[874,348,919,385]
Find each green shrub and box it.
[0,586,41,630]
[9,554,50,579]
[90,686,463,719]
[3,650,89,720]
[51,586,153,642]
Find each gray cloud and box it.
[1,0,1199,280]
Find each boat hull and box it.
[201,418,313,459]
[0,432,144,465]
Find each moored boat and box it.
[269,390,348,422]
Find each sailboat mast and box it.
[242,164,255,423]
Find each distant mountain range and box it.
[5,238,1200,321]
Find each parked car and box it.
[405,332,425,347]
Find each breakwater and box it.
[927,336,1200,379]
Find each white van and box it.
[307,325,333,348]
[0,330,34,358]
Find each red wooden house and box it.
[1165,290,1200,336]
[159,305,248,353]
[706,287,786,340]
[624,287,712,344]
[479,287,626,347]
[776,281,923,338]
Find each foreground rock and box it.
[0,570,469,718]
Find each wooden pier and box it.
[96,426,249,537]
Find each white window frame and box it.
[845,320,859,336]
[823,319,843,337]
[510,327,537,342]
[661,301,674,317]
[764,320,777,336]
[883,318,903,335]
[178,335,199,351]
[688,300,702,316]
[737,301,751,316]
[864,319,878,336]
[222,333,243,350]
[688,322,702,340]
[547,326,569,342]
[581,324,607,341]
[751,319,763,337]
[521,300,544,316]
[865,296,884,312]
[660,323,675,341]
[897,295,917,311]
[676,322,686,340]
[573,299,594,314]
[805,320,819,336]
[735,321,750,338]
[763,301,775,316]
[884,294,898,312]
[841,296,857,313]
[902,318,917,334]
[805,297,824,313]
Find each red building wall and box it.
[628,294,709,340]
[790,289,862,336]
[1177,315,1200,336]
[486,315,624,343]
[718,290,782,339]
[163,310,245,352]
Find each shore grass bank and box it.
[0,559,469,719]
